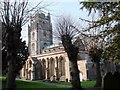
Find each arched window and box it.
[59,56,65,76]
[29,60,32,68]
[32,32,35,40]
[37,23,39,30]
[50,58,55,76]
[42,59,46,79]
[32,43,35,53]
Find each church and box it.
[20,12,116,82]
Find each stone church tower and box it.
[28,12,53,56]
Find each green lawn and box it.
[16,80,60,88]
[45,80,96,88]
[1,77,64,89]
[55,81,71,86]
[81,80,96,88]
[0,76,96,89]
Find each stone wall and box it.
[78,60,87,81]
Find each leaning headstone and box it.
[102,72,113,90]
[50,75,56,82]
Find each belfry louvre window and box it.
[43,31,46,36]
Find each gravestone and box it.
[102,72,113,90]
[112,72,120,89]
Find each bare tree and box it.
[54,15,82,89]
[0,0,48,89]
[80,26,106,87]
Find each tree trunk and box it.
[70,60,82,89]
[6,29,18,89]
[65,46,82,89]
[95,61,102,87]
[61,35,82,89]
[6,59,16,90]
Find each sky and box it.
[21,0,94,44]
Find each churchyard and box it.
[0,76,96,89]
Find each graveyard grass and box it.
[0,76,96,89]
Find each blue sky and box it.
[21,0,94,44]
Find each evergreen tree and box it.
[80,1,120,87]
[80,1,120,61]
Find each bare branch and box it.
[55,15,80,42]
[79,17,94,23]
[0,0,52,26]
